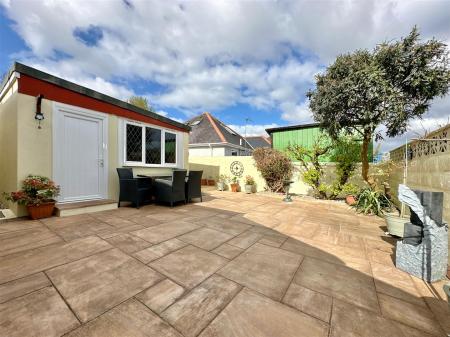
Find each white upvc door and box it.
[53,103,108,203]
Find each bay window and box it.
[124,121,178,167]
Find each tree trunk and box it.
[361,132,371,184]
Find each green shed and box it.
[265,123,373,162]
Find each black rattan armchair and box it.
[153,169,187,207]
[186,170,203,202]
[117,168,152,208]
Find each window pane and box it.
[145,127,161,164]
[126,124,142,162]
[165,132,176,164]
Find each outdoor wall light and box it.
[35,94,44,129]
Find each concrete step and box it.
[55,199,117,217]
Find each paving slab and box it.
[66,299,182,337]
[218,243,303,300]
[104,233,152,254]
[378,293,443,336]
[227,230,263,249]
[150,245,227,289]
[0,225,62,256]
[0,286,79,337]
[47,248,163,322]
[46,220,113,241]
[283,283,332,322]
[205,219,252,236]
[162,275,241,337]
[330,299,435,337]
[136,278,185,314]
[293,257,379,313]
[199,288,329,337]
[212,243,243,259]
[0,236,111,284]
[0,272,50,304]
[133,238,187,264]
[178,227,233,250]
[132,221,200,244]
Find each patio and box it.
[0,190,448,337]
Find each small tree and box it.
[253,148,293,193]
[128,96,154,111]
[308,27,450,184]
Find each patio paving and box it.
[0,189,448,337]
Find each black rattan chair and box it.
[186,170,203,202]
[117,168,152,208]
[153,169,187,207]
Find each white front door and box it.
[54,104,108,202]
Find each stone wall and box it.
[389,124,450,264]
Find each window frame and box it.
[123,120,178,168]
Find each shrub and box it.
[4,175,60,206]
[253,148,293,193]
[354,187,391,216]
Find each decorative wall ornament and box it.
[230,161,244,177]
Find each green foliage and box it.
[341,183,360,196]
[231,176,239,184]
[4,175,60,206]
[287,134,360,199]
[218,174,230,183]
[253,148,293,193]
[308,27,450,183]
[354,187,391,216]
[128,96,154,111]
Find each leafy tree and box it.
[307,27,450,184]
[128,96,154,111]
[253,148,293,193]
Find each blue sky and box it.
[1,0,449,150]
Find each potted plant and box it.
[217,174,229,191]
[230,176,239,192]
[207,176,215,186]
[4,175,60,220]
[342,183,359,206]
[244,175,255,194]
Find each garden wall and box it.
[189,156,369,196]
[389,124,450,265]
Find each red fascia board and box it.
[18,74,188,133]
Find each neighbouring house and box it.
[245,136,271,149]
[186,112,253,157]
[266,123,373,162]
[0,62,190,217]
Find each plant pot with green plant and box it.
[230,176,239,192]
[353,187,391,217]
[244,175,255,194]
[217,174,229,191]
[4,175,60,220]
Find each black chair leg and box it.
[117,200,121,208]
[170,201,173,207]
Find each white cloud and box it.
[1,0,449,141]
[228,123,280,137]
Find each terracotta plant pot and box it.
[230,183,239,192]
[345,195,357,206]
[207,179,215,186]
[201,179,208,186]
[27,202,55,220]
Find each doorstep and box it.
[55,199,117,217]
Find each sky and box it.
[0,0,449,152]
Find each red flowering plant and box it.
[4,175,60,206]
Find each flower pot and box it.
[384,213,408,237]
[217,182,225,191]
[245,185,253,194]
[201,179,208,186]
[27,202,55,220]
[345,195,357,206]
[230,183,239,192]
[207,179,215,186]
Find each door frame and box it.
[52,102,109,203]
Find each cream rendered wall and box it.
[0,89,19,215]
[189,146,226,157]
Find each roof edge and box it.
[7,62,190,131]
[266,122,321,134]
